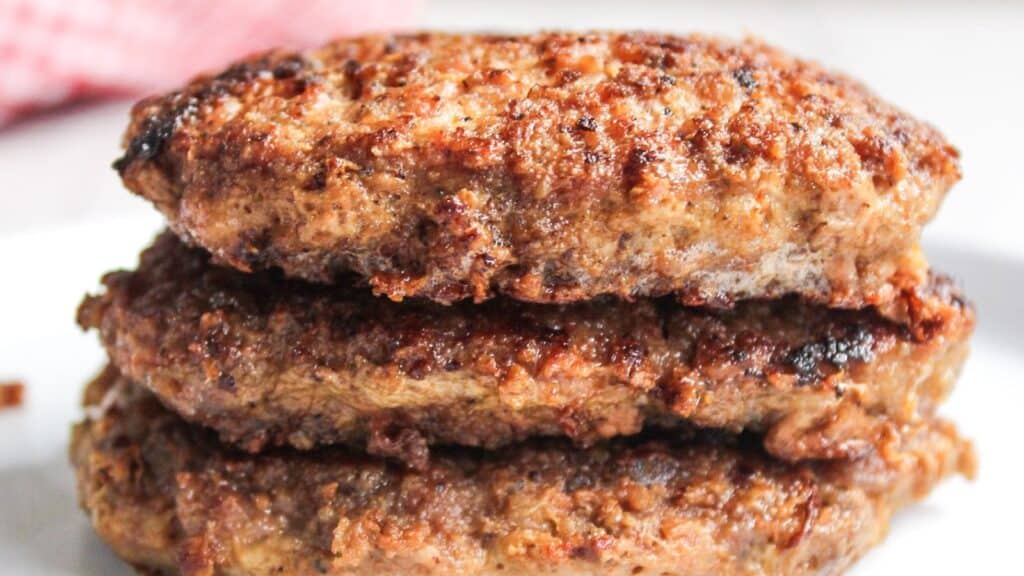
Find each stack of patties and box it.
[72,33,975,575]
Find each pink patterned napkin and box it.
[0,0,424,124]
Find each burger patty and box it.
[115,32,959,310]
[71,366,974,576]
[77,233,973,465]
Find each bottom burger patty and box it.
[71,366,973,576]
[77,233,974,466]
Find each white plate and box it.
[0,215,1019,575]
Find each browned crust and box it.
[71,367,974,576]
[115,32,959,309]
[78,233,974,465]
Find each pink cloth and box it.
[0,0,424,124]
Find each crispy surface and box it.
[71,367,973,576]
[78,233,973,465]
[116,32,959,309]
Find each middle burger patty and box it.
[78,232,973,467]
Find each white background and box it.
[1,1,1021,574]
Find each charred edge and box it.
[113,113,178,173]
[114,53,313,174]
[784,326,875,385]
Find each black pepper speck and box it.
[733,66,757,90]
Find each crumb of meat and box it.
[0,380,25,409]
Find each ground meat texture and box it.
[77,233,974,464]
[70,367,974,576]
[115,32,959,310]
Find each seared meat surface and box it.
[71,367,973,576]
[78,233,973,465]
[116,32,959,310]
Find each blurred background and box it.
[0,1,1021,574]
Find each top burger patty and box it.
[115,32,959,309]
[78,233,973,467]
